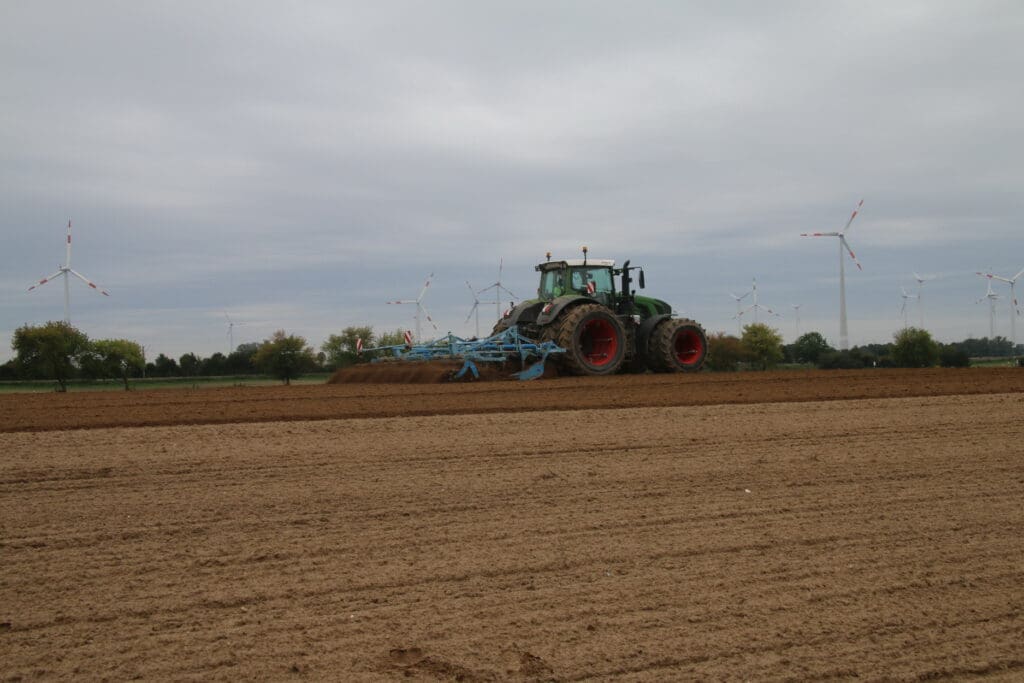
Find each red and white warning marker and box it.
[355,337,363,354]
[404,330,413,346]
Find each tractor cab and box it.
[537,259,617,306]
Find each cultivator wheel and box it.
[546,303,626,375]
[648,318,707,372]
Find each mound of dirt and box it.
[328,360,515,384]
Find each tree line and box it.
[2,322,409,390]
[4,321,1019,390]
[705,323,1022,371]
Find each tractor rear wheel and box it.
[648,318,707,372]
[547,303,626,375]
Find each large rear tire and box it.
[546,303,626,375]
[649,318,707,372]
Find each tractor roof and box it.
[540,259,616,268]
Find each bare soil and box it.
[2,369,1023,680]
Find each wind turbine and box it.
[899,287,918,329]
[977,267,1024,357]
[976,277,1000,339]
[912,272,931,329]
[791,303,802,339]
[801,199,864,350]
[734,278,781,327]
[27,220,110,323]
[387,273,437,342]
[729,286,753,336]
[475,258,517,324]
[224,312,246,354]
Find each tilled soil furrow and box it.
[2,389,1023,679]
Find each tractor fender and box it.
[535,295,591,326]
[637,313,672,354]
[502,300,546,328]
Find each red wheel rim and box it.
[674,329,704,366]
[580,318,619,367]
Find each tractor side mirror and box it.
[639,269,645,289]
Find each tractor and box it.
[493,248,707,375]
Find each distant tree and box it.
[891,327,939,368]
[202,352,229,376]
[377,328,409,348]
[321,326,374,369]
[958,336,1013,358]
[11,321,90,391]
[817,350,866,369]
[253,330,317,385]
[0,359,17,381]
[741,323,784,370]
[939,343,970,368]
[225,343,259,374]
[85,339,145,390]
[790,331,833,364]
[704,332,745,371]
[151,353,180,377]
[179,352,201,377]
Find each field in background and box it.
[2,369,1022,680]
[0,373,331,393]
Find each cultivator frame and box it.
[360,325,565,380]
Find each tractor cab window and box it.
[570,267,614,295]
[539,269,567,299]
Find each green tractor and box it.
[494,248,708,375]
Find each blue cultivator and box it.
[362,325,564,380]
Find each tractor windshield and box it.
[569,267,614,295]
[538,265,615,299]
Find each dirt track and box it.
[2,369,1023,680]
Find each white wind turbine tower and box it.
[899,287,918,329]
[475,258,518,324]
[27,220,110,323]
[977,267,1024,356]
[224,312,246,354]
[791,304,802,339]
[912,272,931,328]
[729,286,753,336]
[387,273,437,342]
[464,281,496,338]
[976,278,1000,339]
[801,199,864,350]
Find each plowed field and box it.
[2,369,1023,680]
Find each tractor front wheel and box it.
[649,318,707,372]
[548,303,626,375]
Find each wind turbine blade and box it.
[1013,268,1024,282]
[464,302,479,324]
[800,232,840,237]
[419,304,438,330]
[28,269,65,291]
[65,220,72,267]
[899,300,907,316]
[840,236,863,270]
[842,199,864,233]
[69,269,110,296]
[417,273,434,303]
[386,299,416,305]
[497,284,518,299]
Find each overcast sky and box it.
[3,1,1023,363]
